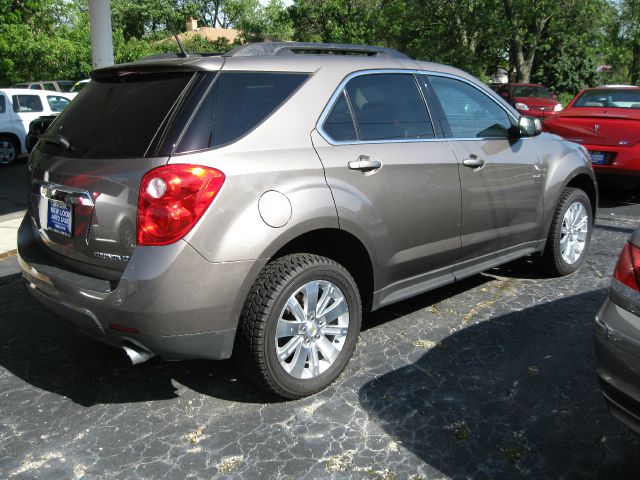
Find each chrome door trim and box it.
[316,68,520,147]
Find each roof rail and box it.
[138,52,224,61]
[225,42,410,59]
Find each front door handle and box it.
[462,156,485,168]
[348,157,382,172]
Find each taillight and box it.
[137,164,225,246]
[612,242,640,292]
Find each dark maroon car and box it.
[496,83,563,119]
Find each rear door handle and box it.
[348,157,382,172]
[462,156,485,168]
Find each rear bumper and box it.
[595,298,640,434]
[18,215,267,360]
[582,142,640,177]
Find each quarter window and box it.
[47,95,70,112]
[0,95,5,114]
[12,95,43,113]
[323,92,357,142]
[344,73,434,141]
[428,76,512,138]
[176,72,309,153]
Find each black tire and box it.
[0,136,19,166]
[539,187,593,276]
[235,254,362,399]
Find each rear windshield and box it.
[175,72,308,153]
[573,89,640,109]
[40,71,193,159]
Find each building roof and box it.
[159,27,240,45]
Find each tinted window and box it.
[29,84,42,90]
[345,74,433,141]
[57,81,74,92]
[0,96,5,114]
[323,92,357,141]
[429,76,512,138]
[47,95,70,112]
[12,95,43,113]
[43,83,57,91]
[40,71,193,159]
[177,72,308,153]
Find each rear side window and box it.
[428,76,512,138]
[47,95,70,112]
[0,96,5,114]
[40,71,193,159]
[344,73,434,141]
[176,72,308,153]
[29,84,42,90]
[323,92,357,142]
[12,95,43,113]
[43,83,57,91]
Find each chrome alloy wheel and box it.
[0,140,16,165]
[560,201,589,264]
[275,280,349,379]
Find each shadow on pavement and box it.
[598,185,640,209]
[359,290,640,479]
[0,162,29,219]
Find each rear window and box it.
[573,89,640,109]
[40,71,193,159]
[176,72,308,153]
[12,95,43,113]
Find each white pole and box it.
[88,0,114,69]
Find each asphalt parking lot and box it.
[0,162,639,479]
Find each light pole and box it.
[88,0,114,69]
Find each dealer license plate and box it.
[590,151,606,165]
[47,200,73,237]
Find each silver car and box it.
[18,42,597,398]
[596,227,640,433]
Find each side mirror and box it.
[513,116,542,138]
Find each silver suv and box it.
[18,42,597,398]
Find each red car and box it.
[496,83,563,119]
[544,86,640,185]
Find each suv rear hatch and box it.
[27,63,219,280]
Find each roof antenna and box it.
[174,34,188,58]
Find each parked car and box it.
[595,227,640,434]
[496,83,563,119]
[13,80,75,93]
[543,86,640,188]
[0,88,74,165]
[18,42,597,398]
[25,115,57,152]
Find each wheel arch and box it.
[270,228,375,313]
[0,132,23,155]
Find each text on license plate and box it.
[47,200,73,237]
[590,151,606,164]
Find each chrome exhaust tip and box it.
[123,343,155,365]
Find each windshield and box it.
[511,85,553,98]
[573,89,640,109]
